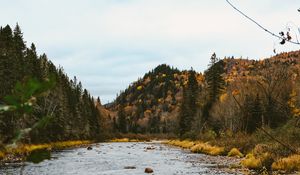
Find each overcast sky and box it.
[1,0,300,103]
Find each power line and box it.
[225,0,300,45]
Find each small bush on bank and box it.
[190,142,224,156]
[241,152,274,170]
[0,151,5,160]
[272,154,300,172]
[167,140,196,149]
[1,140,91,160]
[228,148,243,158]
[110,138,130,142]
[241,153,261,169]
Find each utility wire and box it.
[225,0,300,45]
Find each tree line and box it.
[0,24,103,144]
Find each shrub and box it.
[0,151,5,160]
[228,148,244,158]
[110,138,130,142]
[190,142,224,156]
[272,154,300,172]
[166,140,196,149]
[241,152,274,170]
[241,153,262,169]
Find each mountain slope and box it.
[108,51,300,135]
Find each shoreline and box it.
[0,140,92,166]
[1,138,299,174]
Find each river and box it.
[0,141,242,175]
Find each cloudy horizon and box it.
[1,0,300,103]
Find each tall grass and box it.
[0,140,91,160]
[166,140,225,156]
[272,154,300,172]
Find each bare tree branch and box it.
[226,0,300,45]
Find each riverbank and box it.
[109,132,300,173]
[164,139,300,174]
[0,140,92,165]
[0,141,247,175]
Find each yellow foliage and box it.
[241,153,262,169]
[219,93,228,103]
[0,151,5,160]
[3,140,91,158]
[137,86,143,90]
[166,140,196,149]
[272,154,300,172]
[241,152,272,170]
[190,142,224,156]
[144,109,152,114]
[110,138,129,142]
[232,89,240,96]
[227,148,243,158]
[162,74,166,77]
[110,138,141,142]
[288,89,300,118]
[51,140,90,149]
[166,140,224,156]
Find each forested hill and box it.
[108,51,300,137]
[107,64,204,134]
[0,24,104,144]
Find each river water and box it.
[0,142,242,175]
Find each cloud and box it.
[1,0,300,102]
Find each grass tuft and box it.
[241,152,273,170]
[190,142,225,156]
[228,148,244,158]
[167,140,196,149]
[0,151,5,160]
[241,153,262,169]
[1,140,91,160]
[272,154,300,172]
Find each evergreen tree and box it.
[117,104,127,133]
[178,69,199,137]
[243,94,263,133]
[0,24,103,143]
[203,53,225,122]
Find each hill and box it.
[107,51,300,137]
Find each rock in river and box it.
[145,167,153,173]
[124,166,136,169]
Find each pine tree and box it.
[118,104,127,133]
[203,53,225,122]
[178,69,199,137]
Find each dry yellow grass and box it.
[110,138,144,142]
[241,153,262,169]
[190,142,225,156]
[110,138,130,142]
[167,140,196,149]
[272,154,300,172]
[1,140,91,159]
[166,140,224,156]
[51,140,91,149]
[0,151,5,160]
[241,152,272,170]
[228,148,244,158]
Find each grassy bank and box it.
[0,140,91,163]
[165,137,300,173]
[109,133,176,142]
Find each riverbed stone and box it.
[124,166,136,169]
[145,167,153,173]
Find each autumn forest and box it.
[1,24,300,173]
